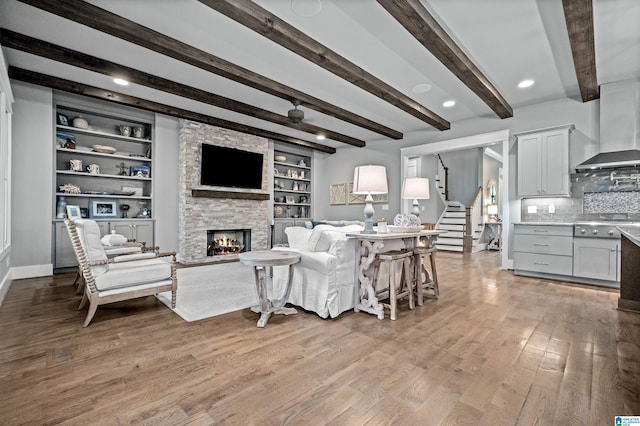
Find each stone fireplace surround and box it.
[179,120,270,264]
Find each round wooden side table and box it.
[238,250,301,327]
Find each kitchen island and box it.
[617,226,640,313]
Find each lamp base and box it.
[411,199,421,217]
[362,194,375,234]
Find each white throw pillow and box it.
[308,224,337,251]
[285,227,312,249]
[312,230,347,252]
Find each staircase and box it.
[434,155,486,252]
[434,202,485,252]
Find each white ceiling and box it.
[1,0,639,151]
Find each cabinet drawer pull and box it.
[533,243,549,246]
[533,229,549,232]
[533,261,549,265]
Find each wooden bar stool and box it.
[413,246,439,305]
[373,250,415,320]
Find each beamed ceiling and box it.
[1,0,639,153]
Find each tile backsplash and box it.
[521,166,640,222]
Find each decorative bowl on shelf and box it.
[92,144,117,154]
[72,116,89,129]
[275,155,286,162]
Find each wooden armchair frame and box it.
[65,219,177,327]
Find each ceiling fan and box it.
[287,99,305,123]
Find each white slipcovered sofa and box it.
[271,224,363,319]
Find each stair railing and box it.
[463,186,483,252]
[436,154,449,202]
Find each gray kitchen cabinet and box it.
[516,124,574,197]
[573,238,619,281]
[513,224,574,276]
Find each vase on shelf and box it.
[56,196,67,219]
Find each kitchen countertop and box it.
[512,222,575,226]
[618,225,640,246]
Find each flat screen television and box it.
[200,144,264,189]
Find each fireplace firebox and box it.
[207,229,251,256]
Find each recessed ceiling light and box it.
[518,79,534,88]
[113,78,129,86]
[316,134,325,140]
[442,100,456,108]
[291,0,322,17]
[412,83,431,94]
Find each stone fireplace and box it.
[178,120,270,264]
[207,229,251,256]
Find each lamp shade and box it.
[487,204,498,215]
[353,165,388,194]
[401,177,430,199]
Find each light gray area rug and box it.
[156,261,258,322]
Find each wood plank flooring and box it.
[1,251,639,425]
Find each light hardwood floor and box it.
[1,251,638,425]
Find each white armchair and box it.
[65,218,177,327]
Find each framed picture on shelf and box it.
[80,208,89,218]
[56,113,69,126]
[285,196,295,204]
[66,205,81,219]
[90,200,118,218]
[130,166,150,178]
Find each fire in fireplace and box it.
[207,229,251,256]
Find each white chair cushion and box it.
[93,258,172,291]
[74,219,109,274]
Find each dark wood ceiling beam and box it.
[562,0,599,102]
[17,0,402,140]
[376,0,513,119]
[198,0,450,131]
[0,29,364,148]
[8,67,336,154]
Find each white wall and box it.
[315,97,597,224]
[315,141,402,222]
[153,114,179,255]
[10,82,52,277]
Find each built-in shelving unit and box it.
[53,92,155,270]
[272,144,312,246]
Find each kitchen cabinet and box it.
[513,224,573,276]
[516,124,574,197]
[573,238,619,282]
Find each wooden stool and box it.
[413,246,439,305]
[373,250,414,320]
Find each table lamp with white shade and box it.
[401,177,430,217]
[353,165,388,234]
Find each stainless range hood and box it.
[575,80,640,171]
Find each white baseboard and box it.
[10,264,53,280]
[0,271,10,307]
